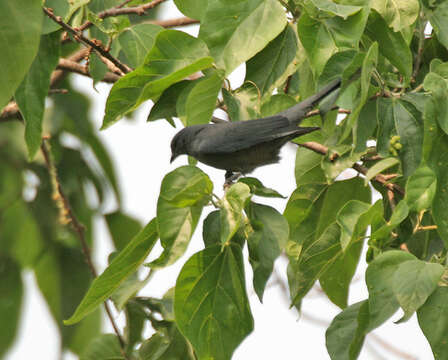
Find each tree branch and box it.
[148,16,199,28]
[77,0,168,31]
[40,139,128,357]
[43,7,132,74]
[300,141,405,195]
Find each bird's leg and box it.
[224,171,242,188]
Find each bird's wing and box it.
[195,115,303,154]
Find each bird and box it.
[170,78,341,182]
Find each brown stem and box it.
[300,141,405,195]
[77,0,168,31]
[40,139,127,355]
[148,16,199,28]
[43,7,132,74]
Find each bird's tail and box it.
[280,78,341,124]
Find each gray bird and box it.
[170,78,341,180]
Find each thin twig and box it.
[43,7,132,74]
[77,0,168,31]
[40,139,128,356]
[300,142,405,195]
[146,16,199,28]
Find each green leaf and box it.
[309,0,362,19]
[81,334,123,360]
[365,10,413,83]
[260,94,297,117]
[15,32,60,159]
[354,99,378,153]
[105,211,142,251]
[245,24,299,97]
[370,0,419,32]
[65,219,158,325]
[181,71,223,126]
[365,250,416,330]
[336,200,377,251]
[0,201,43,268]
[147,80,190,124]
[287,177,370,307]
[405,165,437,212]
[246,202,289,301]
[298,0,369,76]
[426,1,448,51]
[199,0,287,74]
[152,166,212,267]
[427,130,448,247]
[288,223,342,306]
[295,147,327,185]
[325,300,369,360]
[364,157,399,184]
[238,177,285,198]
[393,99,424,177]
[102,30,214,129]
[371,200,409,241]
[222,83,261,122]
[174,245,254,360]
[376,97,397,157]
[43,0,69,34]
[0,256,23,358]
[393,259,444,322]
[89,52,108,85]
[417,287,448,360]
[423,72,448,134]
[0,0,42,110]
[341,42,378,141]
[220,183,251,245]
[139,323,195,360]
[173,0,208,20]
[118,23,164,68]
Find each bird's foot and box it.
[224,171,242,189]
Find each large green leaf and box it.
[174,0,208,20]
[222,82,261,122]
[0,0,42,110]
[417,287,448,360]
[152,166,212,267]
[199,0,287,74]
[102,30,214,129]
[174,244,254,360]
[0,256,23,358]
[139,323,195,359]
[365,10,413,83]
[364,157,399,184]
[245,24,299,97]
[81,334,123,360]
[426,1,448,51]
[65,219,158,325]
[405,165,437,212]
[177,71,223,126]
[105,211,142,251]
[219,183,251,245]
[341,42,378,141]
[423,72,448,134]
[371,0,419,32]
[325,300,369,360]
[15,32,60,159]
[246,202,288,301]
[287,177,370,307]
[118,23,164,68]
[365,250,416,330]
[392,259,444,322]
[298,0,369,76]
[309,0,362,19]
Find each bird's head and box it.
[170,126,199,163]
[170,130,187,163]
